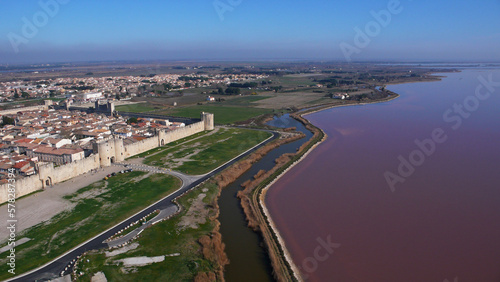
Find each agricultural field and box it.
[0,172,180,280]
[118,70,406,124]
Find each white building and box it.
[82,92,103,100]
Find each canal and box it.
[219,114,313,282]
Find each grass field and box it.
[144,127,271,175]
[0,172,180,281]
[157,104,272,124]
[115,103,161,113]
[74,181,221,281]
[275,75,318,86]
[221,95,271,106]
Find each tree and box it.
[271,86,282,93]
[127,117,138,124]
[225,87,241,95]
[21,92,30,99]
[218,87,224,95]
[13,92,19,99]
[1,116,15,127]
[115,94,121,100]
[163,83,172,91]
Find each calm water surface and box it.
[266,69,500,281]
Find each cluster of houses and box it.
[331,93,350,100]
[0,72,268,102]
[0,107,185,183]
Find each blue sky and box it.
[1,0,499,64]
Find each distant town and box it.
[0,72,268,104]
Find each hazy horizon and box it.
[1,0,499,64]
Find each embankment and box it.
[195,203,229,281]
[193,130,305,281]
[237,112,326,282]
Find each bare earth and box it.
[91,272,108,282]
[105,243,140,257]
[0,166,123,241]
[178,189,209,230]
[116,255,165,267]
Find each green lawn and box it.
[74,181,221,281]
[115,103,161,113]
[158,104,272,124]
[144,127,271,175]
[0,172,180,281]
[222,95,271,106]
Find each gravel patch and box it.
[105,242,140,257]
[91,272,108,282]
[116,255,165,266]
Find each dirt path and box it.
[178,190,209,230]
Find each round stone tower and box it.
[113,137,124,162]
[201,112,214,131]
[97,139,113,167]
[96,137,123,167]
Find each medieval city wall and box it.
[0,113,214,203]
[0,154,100,203]
[123,120,206,158]
[0,174,43,203]
[158,120,205,146]
[38,154,100,185]
[0,105,48,116]
[122,135,159,159]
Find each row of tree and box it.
[217,87,241,95]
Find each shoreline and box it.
[258,125,327,282]
[301,90,401,117]
[255,89,408,281]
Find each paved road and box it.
[106,205,178,248]
[7,130,278,282]
[116,163,205,188]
